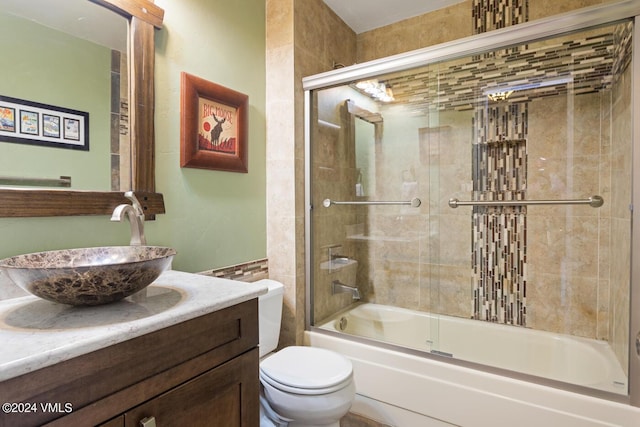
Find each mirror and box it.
[1,0,128,192]
[0,0,165,217]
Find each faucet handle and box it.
[112,193,147,246]
[327,244,343,259]
[124,191,145,217]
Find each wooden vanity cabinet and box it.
[0,299,260,427]
[116,349,256,427]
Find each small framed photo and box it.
[0,95,89,151]
[0,107,16,132]
[180,72,248,173]
[20,110,39,135]
[64,118,81,141]
[43,114,61,138]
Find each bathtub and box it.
[307,303,640,427]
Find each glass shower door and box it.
[307,15,634,399]
[426,20,633,394]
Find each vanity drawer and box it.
[122,348,259,427]
[0,299,258,427]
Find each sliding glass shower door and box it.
[306,12,634,400]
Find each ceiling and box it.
[3,0,127,51]
[323,0,466,34]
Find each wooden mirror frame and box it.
[0,0,165,218]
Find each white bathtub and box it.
[318,303,626,394]
[308,303,640,427]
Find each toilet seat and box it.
[260,346,353,395]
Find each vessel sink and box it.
[0,246,176,306]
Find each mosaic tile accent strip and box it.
[472,136,527,198]
[383,22,632,114]
[198,258,269,282]
[472,208,527,324]
[472,130,527,325]
[473,103,528,144]
[472,0,528,34]
[120,100,129,136]
[110,50,122,191]
[471,1,528,326]
[613,21,633,80]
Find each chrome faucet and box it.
[332,280,360,300]
[111,191,146,246]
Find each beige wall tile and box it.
[267,0,632,360]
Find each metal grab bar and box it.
[0,175,71,188]
[323,197,421,208]
[448,195,604,208]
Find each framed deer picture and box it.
[180,72,248,173]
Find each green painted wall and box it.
[0,0,267,275]
[148,0,266,272]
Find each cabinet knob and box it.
[140,416,157,427]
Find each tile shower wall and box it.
[110,50,130,191]
[311,89,367,323]
[335,3,632,350]
[267,0,357,344]
[609,53,632,375]
[355,0,609,63]
[267,0,629,349]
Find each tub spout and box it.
[111,191,146,246]
[332,280,360,300]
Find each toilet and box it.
[256,279,356,427]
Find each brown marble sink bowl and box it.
[0,246,176,306]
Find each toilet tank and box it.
[256,279,284,358]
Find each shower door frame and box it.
[304,0,640,406]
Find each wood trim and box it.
[90,0,164,28]
[130,17,157,192]
[0,0,166,218]
[0,189,165,218]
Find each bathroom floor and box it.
[342,412,392,427]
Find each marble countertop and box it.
[0,270,267,382]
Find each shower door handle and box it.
[323,197,421,208]
[448,195,604,208]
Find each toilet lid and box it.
[260,346,353,393]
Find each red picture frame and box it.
[180,72,248,172]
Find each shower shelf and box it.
[448,195,604,208]
[319,257,357,270]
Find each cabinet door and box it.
[98,415,124,427]
[124,349,259,427]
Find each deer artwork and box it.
[210,113,226,146]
